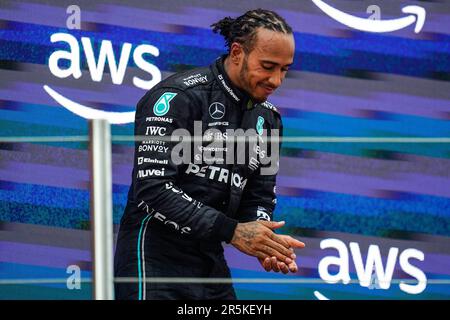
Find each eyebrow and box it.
[261,60,293,67]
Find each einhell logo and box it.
[311,0,426,33]
[44,6,161,124]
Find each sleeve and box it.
[237,173,277,223]
[132,87,238,242]
[237,114,283,223]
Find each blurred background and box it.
[0,0,449,299]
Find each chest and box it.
[180,100,271,184]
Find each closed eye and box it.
[262,64,275,70]
[262,62,290,72]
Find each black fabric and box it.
[114,222,236,300]
[114,56,283,300]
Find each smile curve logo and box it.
[311,0,426,33]
[44,85,135,124]
[314,291,330,300]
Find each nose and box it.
[268,70,283,88]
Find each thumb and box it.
[258,220,285,230]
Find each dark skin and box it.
[231,221,304,273]
[224,27,295,102]
[226,28,305,273]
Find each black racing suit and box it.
[114,56,283,300]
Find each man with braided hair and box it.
[114,8,305,300]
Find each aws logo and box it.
[44,33,161,124]
[314,238,427,300]
[43,5,161,124]
[311,0,426,33]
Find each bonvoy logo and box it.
[311,0,426,33]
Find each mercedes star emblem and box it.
[209,102,226,120]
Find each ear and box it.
[229,42,244,65]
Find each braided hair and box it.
[211,8,293,53]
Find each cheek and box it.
[244,74,258,89]
[250,72,268,87]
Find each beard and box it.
[238,55,267,103]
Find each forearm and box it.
[135,179,238,242]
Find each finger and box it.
[257,244,293,265]
[258,220,285,230]
[278,235,306,249]
[283,237,305,249]
[258,258,271,272]
[270,233,291,249]
[254,251,270,261]
[278,261,289,274]
[261,243,293,265]
[288,261,298,273]
[263,258,271,272]
[290,239,305,248]
[271,257,280,272]
[265,238,296,261]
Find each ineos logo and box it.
[209,102,225,120]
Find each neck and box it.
[223,55,244,91]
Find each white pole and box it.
[89,119,114,300]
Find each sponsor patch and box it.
[153,92,177,116]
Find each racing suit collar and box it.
[212,55,255,110]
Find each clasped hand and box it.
[230,220,305,274]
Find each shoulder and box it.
[143,66,213,105]
[258,100,282,121]
[158,66,213,92]
[256,100,283,133]
[259,100,280,115]
[136,66,213,117]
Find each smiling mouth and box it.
[260,85,275,95]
